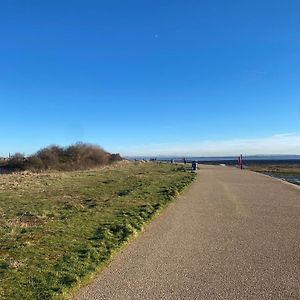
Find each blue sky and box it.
[1,0,300,157]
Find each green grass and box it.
[0,162,195,299]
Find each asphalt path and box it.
[74,165,300,299]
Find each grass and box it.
[248,164,300,186]
[0,162,195,299]
[248,164,300,175]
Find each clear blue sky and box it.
[1,0,300,157]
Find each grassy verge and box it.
[248,164,300,175]
[0,162,195,299]
[248,164,300,186]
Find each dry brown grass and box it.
[0,160,131,192]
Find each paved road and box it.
[74,165,300,300]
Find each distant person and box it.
[192,161,197,172]
[237,155,243,169]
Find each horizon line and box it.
[125,154,300,158]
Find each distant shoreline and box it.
[127,155,300,163]
[137,158,300,166]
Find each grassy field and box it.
[0,162,195,300]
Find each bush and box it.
[26,156,44,170]
[109,153,122,163]
[36,145,63,169]
[4,143,122,172]
[6,153,27,171]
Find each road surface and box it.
[74,165,300,299]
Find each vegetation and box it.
[0,162,195,299]
[248,164,300,186]
[248,164,300,175]
[1,143,122,172]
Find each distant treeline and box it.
[1,143,122,172]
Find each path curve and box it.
[74,165,300,300]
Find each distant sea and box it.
[127,155,300,186]
[144,155,300,186]
[129,155,300,166]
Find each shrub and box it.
[36,145,64,169]
[109,153,122,163]
[26,156,44,170]
[6,153,27,171]
[5,143,122,172]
